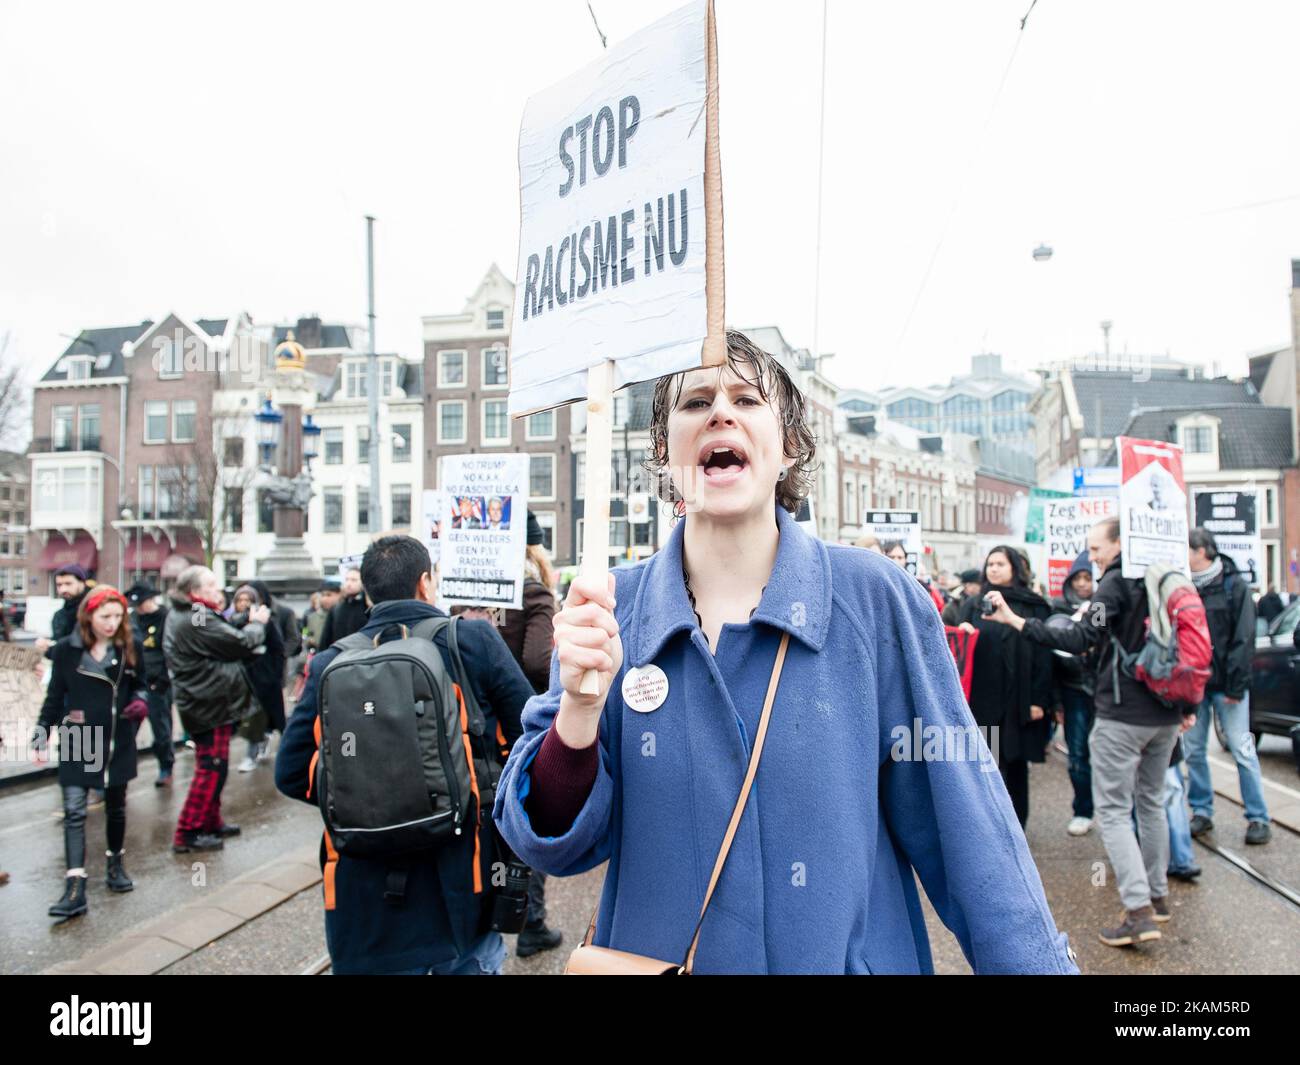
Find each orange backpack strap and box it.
[453,682,484,895]
[321,828,339,911]
[307,715,321,800]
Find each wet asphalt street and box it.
[3,731,1298,975]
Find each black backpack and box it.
[309,616,499,861]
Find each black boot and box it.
[105,851,133,893]
[48,874,88,919]
[515,921,563,958]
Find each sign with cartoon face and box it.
[1119,436,1189,578]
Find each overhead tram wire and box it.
[893,0,1041,357]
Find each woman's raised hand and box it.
[554,573,623,746]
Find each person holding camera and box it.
[276,535,534,975]
[955,546,1054,829]
[492,333,1077,975]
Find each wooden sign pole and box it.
[579,359,615,695]
[575,0,724,695]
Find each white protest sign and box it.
[863,510,921,574]
[509,0,725,417]
[1043,496,1118,597]
[421,489,445,568]
[438,454,530,610]
[1193,488,1262,587]
[1119,436,1189,579]
[337,553,365,580]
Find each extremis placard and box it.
[1118,436,1190,579]
[508,0,725,419]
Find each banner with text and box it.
[1043,496,1118,597]
[1192,488,1262,587]
[438,454,530,609]
[1119,436,1189,579]
[863,511,921,575]
[509,0,724,416]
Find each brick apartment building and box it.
[422,264,574,564]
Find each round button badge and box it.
[621,664,669,713]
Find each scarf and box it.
[1191,556,1223,590]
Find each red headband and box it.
[81,585,127,616]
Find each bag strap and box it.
[680,631,790,972]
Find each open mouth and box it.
[699,443,748,480]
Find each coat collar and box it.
[631,504,831,667]
[364,599,443,630]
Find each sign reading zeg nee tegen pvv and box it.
[510,0,721,417]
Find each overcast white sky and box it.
[2,0,1298,409]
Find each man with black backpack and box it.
[1184,528,1270,846]
[983,516,1197,949]
[275,535,534,975]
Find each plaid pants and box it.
[175,723,232,840]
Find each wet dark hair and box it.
[645,330,818,514]
[982,545,1031,591]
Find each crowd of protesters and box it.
[11,333,1292,973]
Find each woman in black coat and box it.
[957,546,1054,828]
[34,586,148,920]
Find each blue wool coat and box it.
[494,506,1079,974]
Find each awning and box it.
[124,527,205,572]
[37,533,98,573]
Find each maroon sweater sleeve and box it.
[525,726,599,837]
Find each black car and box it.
[1238,597,1300,769]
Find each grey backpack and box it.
[313,616,495,858]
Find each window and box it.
[381,359,395,398]
[138,466,154,519]
[225,487,244,532]
[357,426,370,465]
[0,487,9,501]
[391,424,411,463]
[53,406,74,450]
[224,560,239,585]
[486,308,506,330]
[67,358,92,381]
[258,489,275,533]
[15,487,23,503]
[158,341,184,377]
[438,401,466,444]
[357,488,371,533]
[345,362,368,398]
[78,405,100,451]
[391,485,412,527]
[11,567,23,593]
[481,399,509,445]
[173,400,197,443]
[156,466,184,519]
[526,410,555,440]
[14,514,24,532]
[324,488,344,533]
[1264,486,1277,526]
[482,347,509,388]
[612,393,628,429]
[324,428,343,465]
[144,401,168,444]
[437,350,466,388]
[530,455,556,500]
[534,511,556,553]
[1182,426,1213,454]
[223,437,244,466]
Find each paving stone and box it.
[205,881,289,921]
[86,935,191,975]
[149,906,247,951]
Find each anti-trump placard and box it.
[438,454,530,610]
[509,0,724,417]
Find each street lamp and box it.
[254,398,283,470]
[302,413,322,467]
